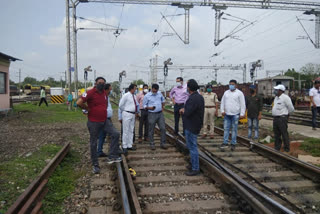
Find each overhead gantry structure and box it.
[66,0,320,107]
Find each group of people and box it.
[77,75,319,176]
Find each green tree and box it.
[207,80,217,86]
[23,77,38,85]
[132,79,145,86]
[111,81,120,95]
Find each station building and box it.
[0,52,21,111]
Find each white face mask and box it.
[143,89,148,93]
[176,82,182,87]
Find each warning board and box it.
[51,95,64,104]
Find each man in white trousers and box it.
[119,84,139,155]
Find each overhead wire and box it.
[208,10,278,60]
[113,3,125,48]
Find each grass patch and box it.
[42,150,84,214]
[300,138,320,157]
[0,144,62,213]
[13,103,86,123]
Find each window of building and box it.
[0,72,6,94]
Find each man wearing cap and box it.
[309,80,320,130]
[201,85,219,139]
[246,85,263,140]
[170,77,189,136]
[272,84,294,152]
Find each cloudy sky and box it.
[1,0,320,88]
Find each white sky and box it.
[1,0,320,87]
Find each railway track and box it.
[261,113,320,128]
[6,143,71,214]
[119,125,272,213]
[163,108,320,214]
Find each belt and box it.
[175,103,184,106]
[125,111,136,114]
[149,111,162,114]
[274,115,288,118]
[205,106,215,108]
[140,109,147,111]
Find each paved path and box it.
[259,119,320,139]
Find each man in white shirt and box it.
[309,80,320,130]
[272,84,295,152]
[119,84,139,154]
[220,80,246,151]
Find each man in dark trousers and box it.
[136,84,149,142]
[246,85,263,140]
[77,77,122,174]
[309,80,320,130]
[39,87,48,107]
[272,84,294,152]
[169,77,189,136]
[179,79,204,176]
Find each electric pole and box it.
[18,69,21,99]
[66,0,72,110]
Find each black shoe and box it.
[106,157,122,164]
[231,145,236,151]
[160,144,168,150]
[186,164,192,170]
[98,152,108,158]
[219,143,229,150]
[185,170,200,176]
[150,145,156,150]
[92,165,100,174]
[127,146,137,151]
[123,148,128,156]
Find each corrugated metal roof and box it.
[0,52,22,61]
[256,75,294,81]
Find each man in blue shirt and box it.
[97,84,121,158]
[143,84,168,150]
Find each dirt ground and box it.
[0,112,89,163]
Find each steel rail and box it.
[164,123,296,214]
[6,143,71,214]
[154,125,275,214]
[164,108,320,182]
[116,162,131,214]
[218,128,320,182]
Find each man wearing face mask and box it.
[179,79,204,176]
[272,84,294,152]
[169,77,189,136]
[245,85,263,140]
[136,84,149,143]
[201,85,219,139]
[143,84,168,150]
[119,84,139,154]
[77,77,122,174]
[220,80,246,151]
[97,84,122,159]
[309,80,320,130]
